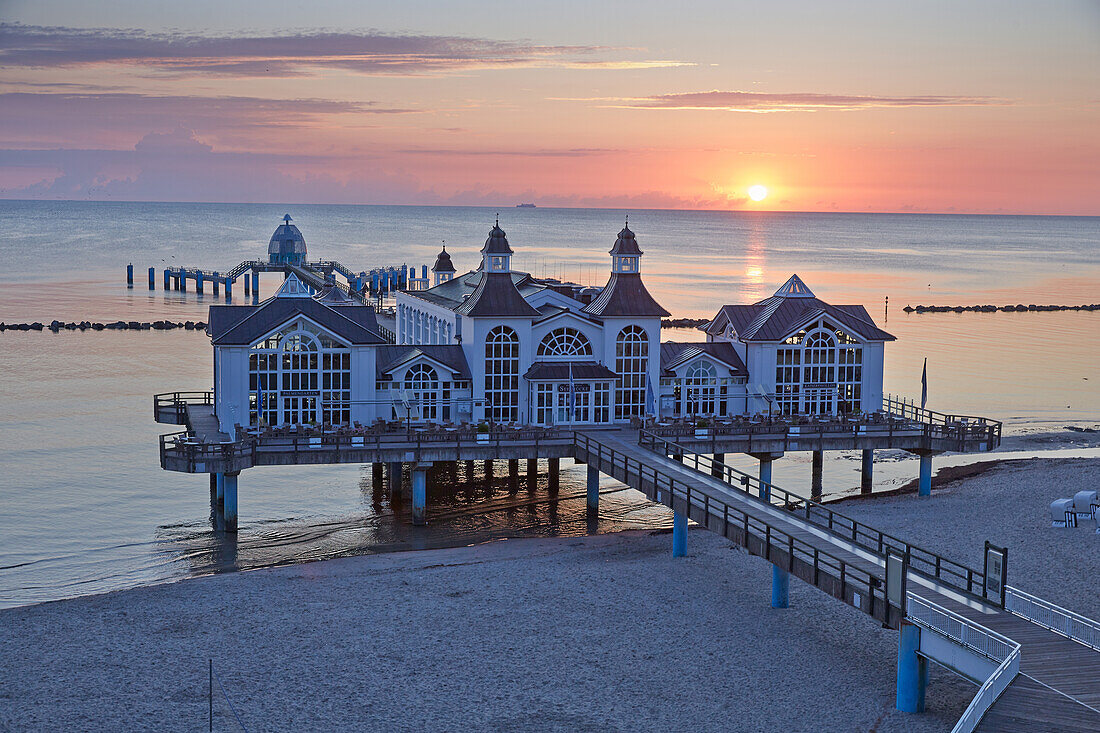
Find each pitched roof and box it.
[524,361,619,381]
[375,344,471,379]
[481,223,513,255]
[582,273,670,318]
[209,297,386,345]
[705,299,894,342]
[432,246,456,273]
[660,341,748,376]
[609,224,642,256]
[453,271,540,317]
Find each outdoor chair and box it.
[1050,498,1077,528]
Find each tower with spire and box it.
[432,243,455,286]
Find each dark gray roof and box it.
[705,298,895,342]
[524,361,619,381]
[582,273,670,318]
[660,341,747,376]
[403,290,463,308]
[209,297,385,345]
[375,345,471,380]
[432,246,456,273]
[481,224,513,255]
[268,215,306,256]
[533,305,602,326]
[609,224,642,256]
[314,284,355,305]
[454,271,540,318]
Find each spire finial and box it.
[625,214,629,228]
[495,212,499,227]
[441,240,446,251]
[284,213,292,225]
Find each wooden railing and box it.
[154,391,214,424]
[883,395,1002,449]
[637,430,992,603]
[574,430,890,619]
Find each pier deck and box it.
[577,429,1100,732]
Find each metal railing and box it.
[1006,586,1100,652]
[638,430,991,602]
[154,391,214,423]
[883,395,1002,448]
[575,431,889,619]
[906,593,1020,733]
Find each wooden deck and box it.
[574,429,1100,732]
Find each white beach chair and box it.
[1072,490,1098,520]
[1050,498,1076,528]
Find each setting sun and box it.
[748,185,769,202]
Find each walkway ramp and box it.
[575,428,1100,732]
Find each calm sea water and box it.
[1,201,1097,608]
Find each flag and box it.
[645,376,655,417]
[920,358,928,410]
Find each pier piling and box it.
[672,510,687,557]
[244,274,251,297]
[548,457,560,494]
[811,450,824,501]
[508,459,519,491]
[211,272,219,296]
[861,450,874,494]
[215,472,224,502]
[163,269,170,290]
[126,263,133,288]
[224,277,232,299]
[222,473,238,532]
[586,465,600,515]
[772,566,790,608]
[251,271,259,300]
[196,271,204,295]
[526,458,538,491]
[388,462,403,497]
[148,267,155,290]
[896,622,928,713]
[412,466,428,525]
[372,463,383,492]
[918,453,933,497]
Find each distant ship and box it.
[515,203,536,208]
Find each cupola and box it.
[480,219,513,273]
[432,243,456,286]
[268,214,307,266]
[610,220,642,274]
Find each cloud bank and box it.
[605,90,1011,112]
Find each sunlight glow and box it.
[748,185,768,202]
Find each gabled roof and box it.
[209,296,386,345]
[524,361,619,381]
[375,344,471,380]
[660,341,748,376]
[532,305,602,327]
[773,273,814,298]
[704,297,895,343]
[582,273,670,318]
[454,271,540,318]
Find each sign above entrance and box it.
[557,384,590,393]
[283,390,320,397]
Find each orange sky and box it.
[1,0,1098,214]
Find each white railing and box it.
[1006,586,1100,652]
[907,593,1021,733]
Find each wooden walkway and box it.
[576,429,1100,732]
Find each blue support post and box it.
[148,267,155,290]
[126,263,133,287]
[211,272,219,295]
[772,565,790,608]
[163,269,170,290]
[216,472,224,502]
[759,457,773,501]
[412,467,427,526]
[244,272,251,297]
[222,473,238,532]
[180,273,187,292]
[672,510,687,557]
[196,271,204,295]
[918,454,933,497]
[224,277,232,299]
[251,271,259,300]
[896,622,928,713]
[586,465,600,515]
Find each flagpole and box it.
[920,357,928,410]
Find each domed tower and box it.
[455,220,538,318]
[479,219,513,273]
[268,214,307,266]
[583,222,669,318]
[432,244,456,286]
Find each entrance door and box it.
[556,388,590,424]
[282,395,318,425]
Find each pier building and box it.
[268,214,308,266]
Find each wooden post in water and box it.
[811,450,824,501]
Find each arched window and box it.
[485,326,520,422]
[802,330,837,415]
[615,325,649,420]
[405,364,439,420]
[685,359,718,415]
[248,320,350,426]
[537,327,592,358]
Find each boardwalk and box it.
[574,429,1100,732]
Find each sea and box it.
[1,200,1097,609]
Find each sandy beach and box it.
[4,457,1097,732]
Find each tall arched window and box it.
[685,359,718,415]
[485,326,520,422]
[405,364,439,420]
[537,327,592,358]
[615,325,649,420]
[801,330,837,415]
[249,321,350,426]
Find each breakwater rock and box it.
[662,317,710,329]
[903,304,1099,314]
[0,320,208,333]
